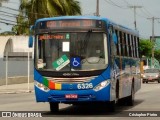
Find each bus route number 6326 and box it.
[77,83,93,89]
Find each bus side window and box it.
[137,37,140,58]
[130,35,133,57]
[122,32,124,56]
[115,30,120,56]
[124,32,127,57]
[125,33,129,57]
[132,36,136,57]
[119,31,123,56]
[111,29,117,56]
[134,36,137,58]
[127,34,130,57]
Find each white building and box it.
[0,36,33,59]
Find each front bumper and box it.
[34,85,111,103]
[142,77,159,82]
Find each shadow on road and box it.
[42,99,144,117]
[142,82,160,84]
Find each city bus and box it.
[29,16,141,112]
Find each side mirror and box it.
[112,32,118,44]
[29,36,33,48]
[28,25,34,48]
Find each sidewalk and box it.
[0,82,34,94]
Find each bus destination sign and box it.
[38,20,104,29]
[39,34,65,40]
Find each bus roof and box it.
[35,16,138,35]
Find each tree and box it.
[139,39,160,63]
[12,0,81,35]
[139,39,153,58]
[154,50,160,62]
[12,11,29,35]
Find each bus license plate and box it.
[65,94,78,99]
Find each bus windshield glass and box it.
[35,32,108,71]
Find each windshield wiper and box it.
[80,29,92,55]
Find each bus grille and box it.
[45,76,97,83]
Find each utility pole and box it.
[147,17,160,68]
[129,6,142,30]
[96,0,100,16]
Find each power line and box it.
[108,0,128,9]
[0,20,29,27]
[123,0,156,18]
[0,13,17,18]
[0,10,22,18]
[0,10,27,18]
[136,12,148,19]
[0,10,18,16]
[122,0,130,6]
[1,6,19,12]
[139,8,150,18]
[5,1,19,4]
[0,17,16,23]
[1,6,50,17]
[104,0,128,9]
[0,21,16,25]
[143,7,154,17]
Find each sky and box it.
[0,0,160,39]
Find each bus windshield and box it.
[35,32,108,71]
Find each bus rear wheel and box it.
[126,84,135,106]
[49,102,59,113]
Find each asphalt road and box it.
[0,82,160,120]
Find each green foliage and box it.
[139,39,160,62]
[139,39,153,57]
[154,50,160,62]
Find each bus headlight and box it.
[35,81,50,92]
[93,80,110,91]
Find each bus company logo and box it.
[63,73,79,76]
[2,112,11,117]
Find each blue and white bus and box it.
[29,16,141,112]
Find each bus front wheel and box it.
[108,101,116,112]
[49,102,59,113]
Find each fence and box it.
[0,52,34,91]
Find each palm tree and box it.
[22,0,81,24]
[12,0,81,35]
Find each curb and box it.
[0,90,34,94]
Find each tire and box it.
[146,81,148,83]
[108,101,116,112]
[126,84,135,106]
[49,102,59,113]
